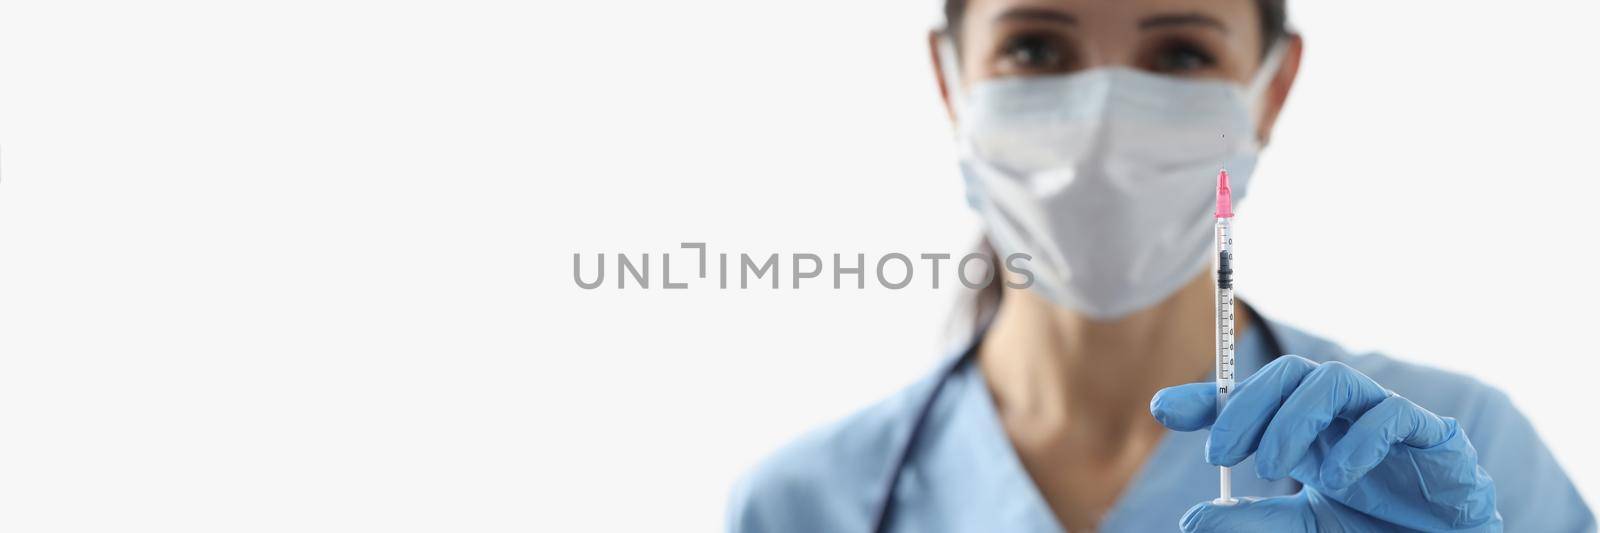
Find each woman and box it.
[728,1,1594,531]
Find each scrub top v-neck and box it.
[882,323,1296,532]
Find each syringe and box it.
[1213,169,1238,506]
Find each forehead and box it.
[960,0,1263,38]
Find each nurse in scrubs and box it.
[728,0,1595,531]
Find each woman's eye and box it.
[997,34,1068,73]
[1151,42,1217,74]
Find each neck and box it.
[978,272,1248,439]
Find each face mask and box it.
[941,39,1286,320]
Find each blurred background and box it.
[0,0,1595,531]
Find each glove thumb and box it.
[1180,496,1315,533]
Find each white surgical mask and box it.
[942,38,1285,320]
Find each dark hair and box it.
[943,0,1288,57]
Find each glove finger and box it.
[1208,354,1319,466]
[1151,382,1218,431]
[1322,401,1499,530]
[1179,496,1315,533]
[1255,361,1390,480]
[1319,394,1454,489]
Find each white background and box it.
[0,0,1595,531]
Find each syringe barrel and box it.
[1214,218,1236,403]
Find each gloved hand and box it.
[1150,355,1502,532]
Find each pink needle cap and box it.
[1215,168,1234,218]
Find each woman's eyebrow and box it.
[993,7,1078,26]
[1138,13,1229,34]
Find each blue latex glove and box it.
[1150,355,1502,532]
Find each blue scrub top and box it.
[727,319,1595,532]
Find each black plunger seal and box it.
[1217,250,1234,290]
